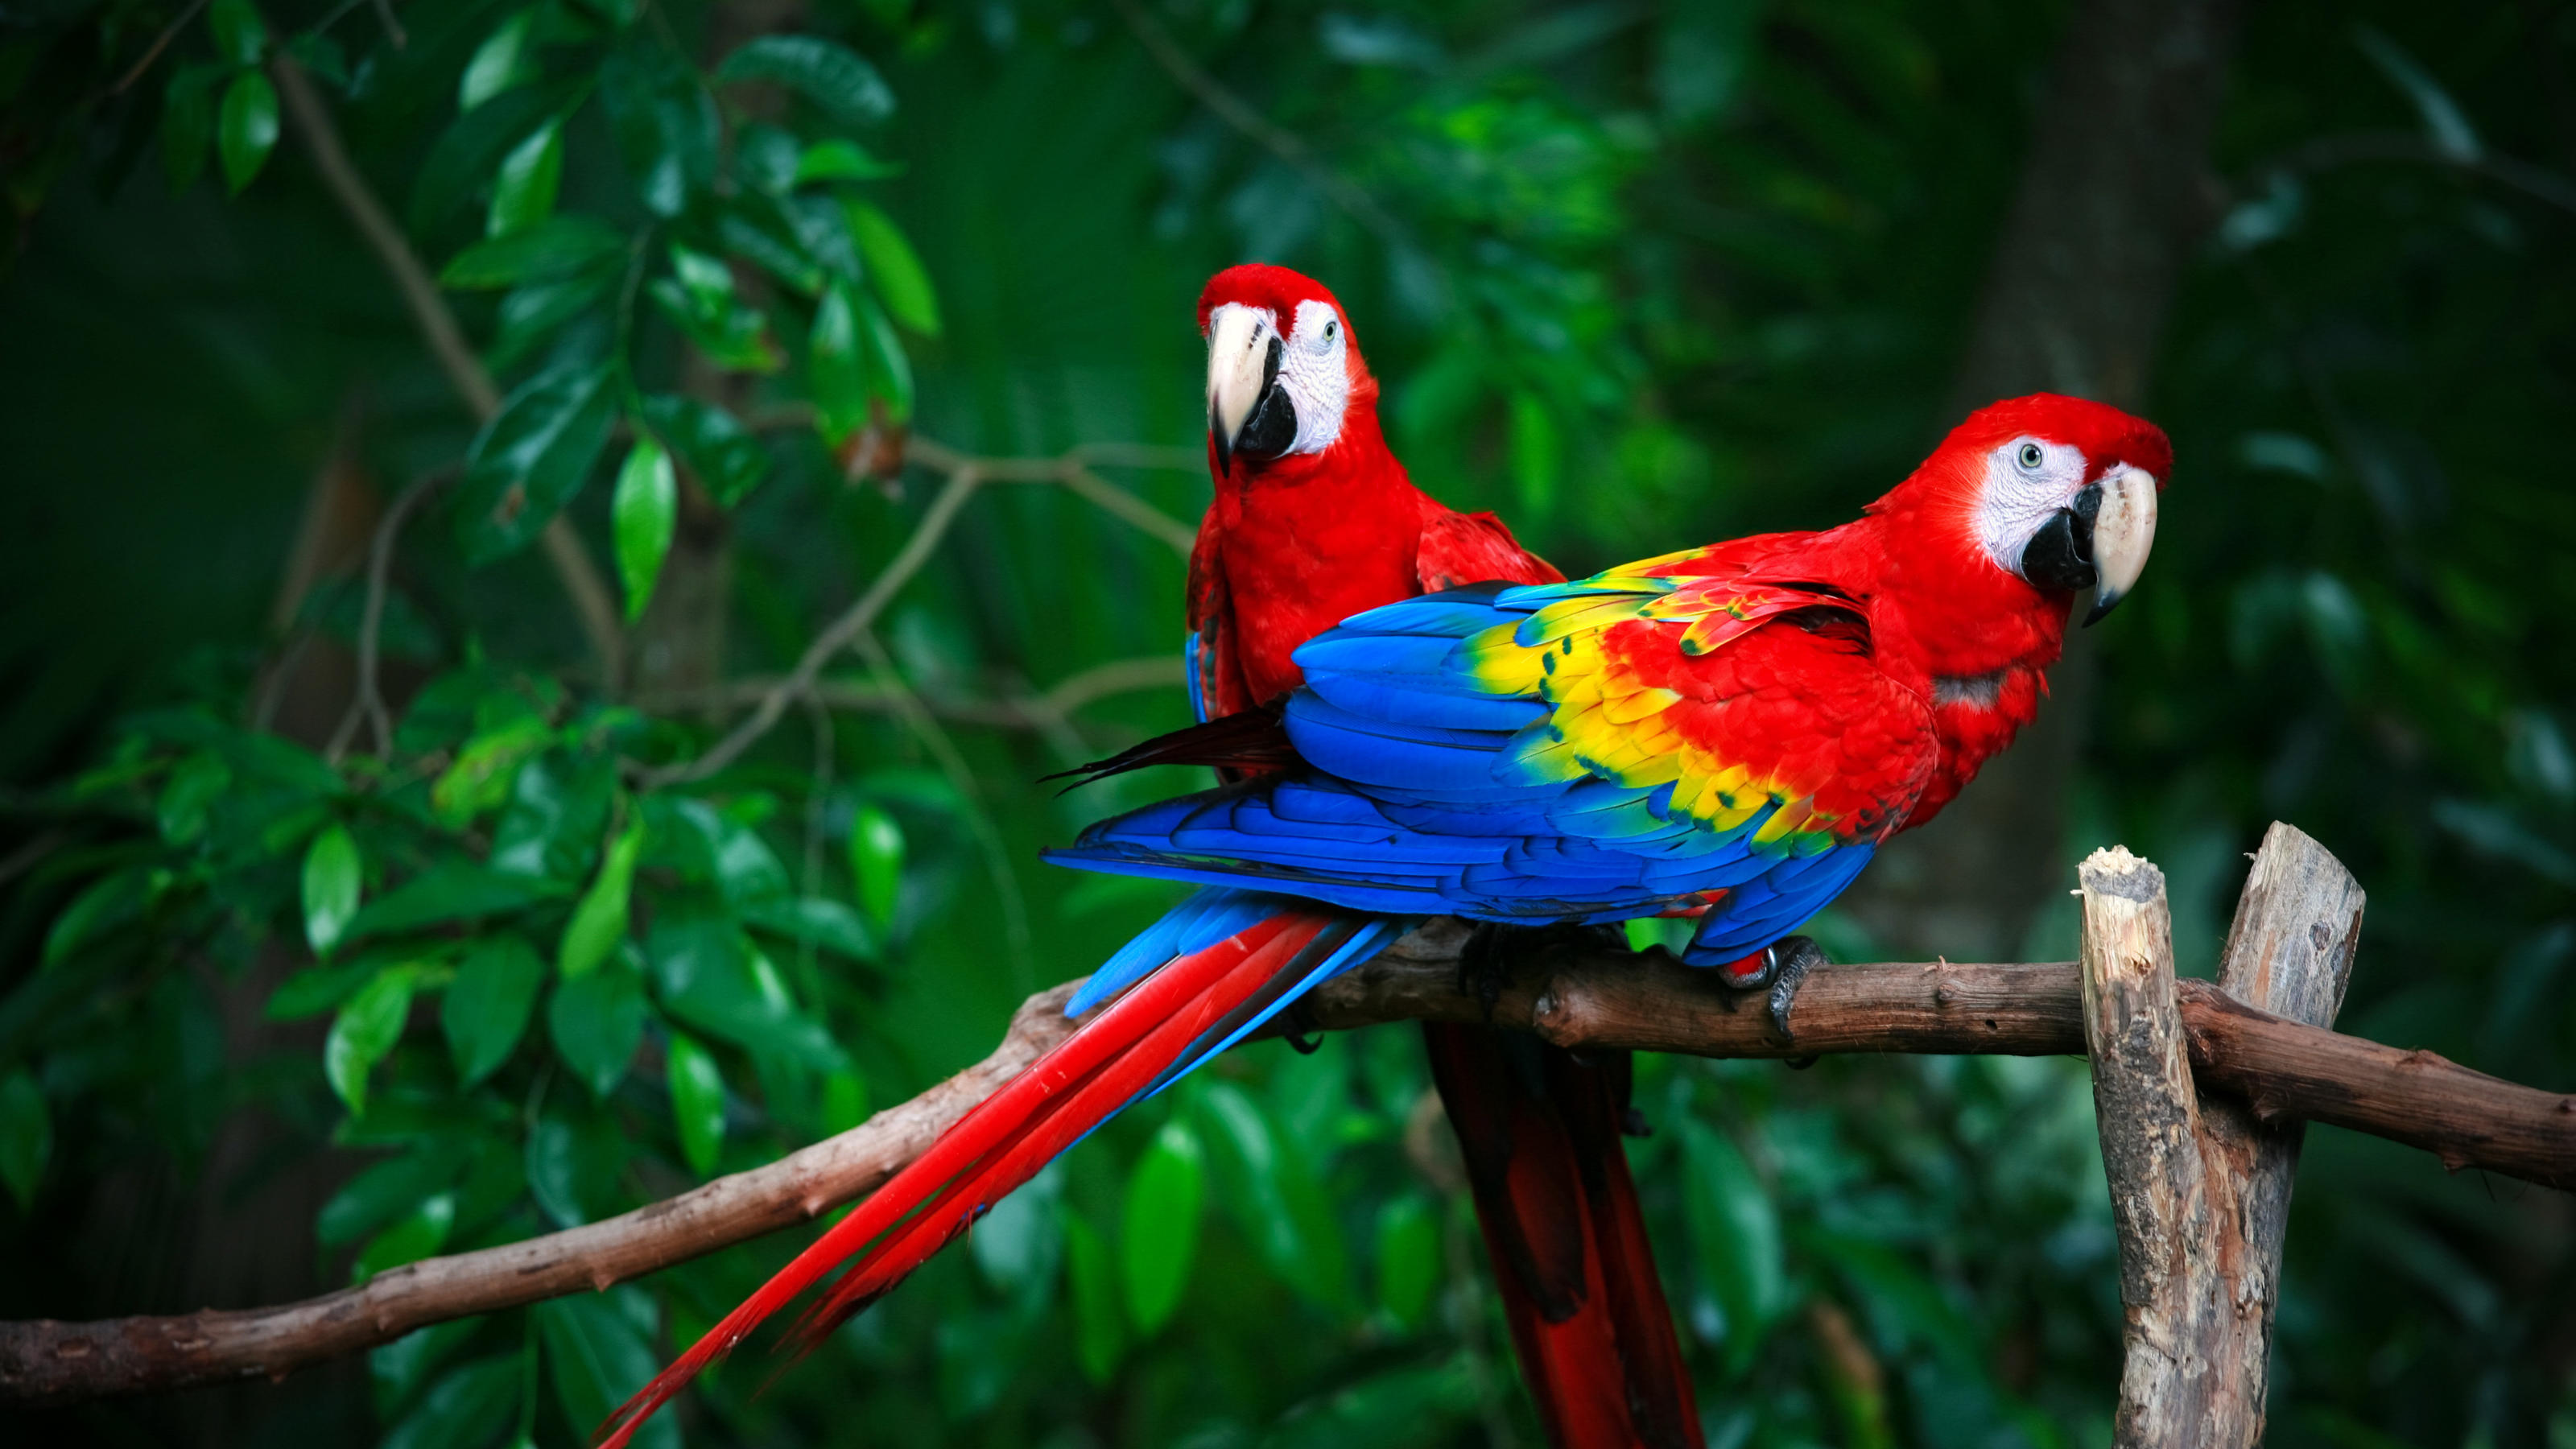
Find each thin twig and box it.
[110,0,212,97]
[365,0,407,49]
[2256,130,2576,217]
[268,55,622,688]
[6,931,2570,1406]
[644,468,984,786]
[900,435,1198,557]
[639,656,1184,736]
[325,466,453,762]
[1107,0,1413,251]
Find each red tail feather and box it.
[1422,1023,1703,1449]
[594,910,1335,1449]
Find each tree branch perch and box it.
[2,892,2567,1406]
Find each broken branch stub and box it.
[2079,826,2367,1449]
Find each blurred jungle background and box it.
[2,0,2572,1444]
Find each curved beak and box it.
[2017,464,2161,626]
[2083,466,2157,625]
[1206,304,1295,473]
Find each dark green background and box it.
[2,1,2571,1446]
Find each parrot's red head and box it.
[1198,264,1380,475]
[1874,392,2169,628]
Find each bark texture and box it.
[2078,825,2363,1448]
[7,831,2569,1409]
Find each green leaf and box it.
[207,0,266,67]
[442,935,547,1085]
[41,869,149,965]
[0,1072,51,1210]
[345,862,564,943]
[326,965,419,1117]
[490,270,615,370]
[454,362,620,562]
[842,201,939,336]
[737,895,875,962]
[646,255,781,373]
[1062,1208,1126,1384]
[160,64,217,192]
[598,44,717,217]
[548,955,646,1096]
[1682,1120,1785,1370]
[459,8,539,111]
[535,1290,675,1449]
[715,35,894,130]
[1374,1194,1439,1328]
[282,33,348,89]
[217,70,280,194]
[808,281,869,444]
[156,751,230,844]
[647,914,847,1071]
[440,215,625,290]
[380,1355,520,1449]
[664,1029,725,1176]
[1120,1118,1205,1334]
[847,803,903,930]
[485,118,565,237]
[265,958,381,1019]
[523,1112,587,1228]
[490,752,614,881]
[431,715,555,827]
[559,818,644,979]
[609,437,675,623]
[369,1320,482,1426]
[794,137,901,185]
[636,394,768,506]
[352,1191,456,1281]
[820,1067,869,1133]
[410,80,578,232]
[320,1138,471,1246]
[1199,1083,1346,1308]
[300,823,362,957]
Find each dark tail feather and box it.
[1042,703,1297,790]
[595,907,1348,1449]
[1422,1023,1703,1449]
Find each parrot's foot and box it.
[1714,936,1827,1042]
[1279,997,1326,1055]
[1458,920,1624,1020]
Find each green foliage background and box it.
[2,2,2572,1447]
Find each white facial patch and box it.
[1278,298,1351,456]
[1973,436,2089,577]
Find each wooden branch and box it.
[2191,823,2363,1442]
[2075,829,2363,1448]
[2076,847,2219,1447]
[5,906,2570,1406]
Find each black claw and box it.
[1762,935,1827,1043]
[1620,1106,1653,1138]
[1280,998,1325,1054]
[1782,1054,1819,1071]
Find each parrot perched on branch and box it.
[600,268,2165,1449]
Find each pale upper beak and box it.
[2017,464,2160,625]
[2084,465,2157,625]
[1205,304,1294,473]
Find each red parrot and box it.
[601,270,2167,1449]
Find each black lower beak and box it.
[2019,483,2103,605]
[1213,336,1294,473]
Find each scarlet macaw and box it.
[601,274,2164,1448]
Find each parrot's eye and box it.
[2017,442,2045,471]
[1323,320,1337,341]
